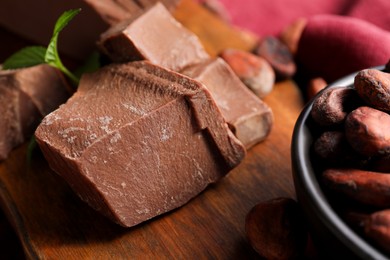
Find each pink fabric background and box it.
[218,0,390,35]
[216,0,390,82]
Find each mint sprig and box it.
[3,8,81,84]
[3,46,46,69]
[44,8,80,83]
[2,9,82,165]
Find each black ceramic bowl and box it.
[291,66,389,260]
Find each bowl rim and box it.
[291,65,389,260]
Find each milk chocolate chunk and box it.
[98,2,210,71]
[0,65,69,160]
[182,58,273,149]
[35,61,245,227]
[98,4,273,148]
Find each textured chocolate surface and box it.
[0,65,69,160]
[99,4,273,148]
[35,61,245,227]
[98,2,210,71]
[182,58,273,149]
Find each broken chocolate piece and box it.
[35,61,245,227]
[98,4,273,149]
[98,2,210,71]
[0,65,69,160]
[182,58,273,149]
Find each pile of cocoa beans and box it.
[310,68,390,254]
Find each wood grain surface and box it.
[0,1,304,259]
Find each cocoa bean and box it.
[311,87,363,126]
[255,36,296,80]
[370,154,390,173]
[313,131,361,166]
[342,210,369,232]
[322,168,390,208]
[245,197,308,260]
[220,48,275,98]
[354,69,390,112]
[364,209,390,253]
[345,106,390,156]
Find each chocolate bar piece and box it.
[0,65,69,160]
[99,3,273,148]
[98,2,210,71]
[182,58,273,149]
[35,61,245,227]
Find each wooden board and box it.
[0,1,304,259]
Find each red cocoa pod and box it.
[310,87,363,126]
[345,106,390,156]
[313,131,361,166]
[245,197,308,260]
[255,36,296,80]
[322,168,390,208]
[364,209,390,253]
[220,48,275,98]
[306,77,327,100]
[354,69,390,112]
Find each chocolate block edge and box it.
[35,61,245,227]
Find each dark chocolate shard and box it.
[0,65,69,160]
[35,61,245,227]
[182,58,274,149]
[98,2,210,71]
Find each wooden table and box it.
[0,1,305,259]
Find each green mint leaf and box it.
[2,8,83,85]
[53,8,81,36]
[2,46,46,70]
[45,8,81,84]
[44,33,60,66]
[45,8,81,64]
